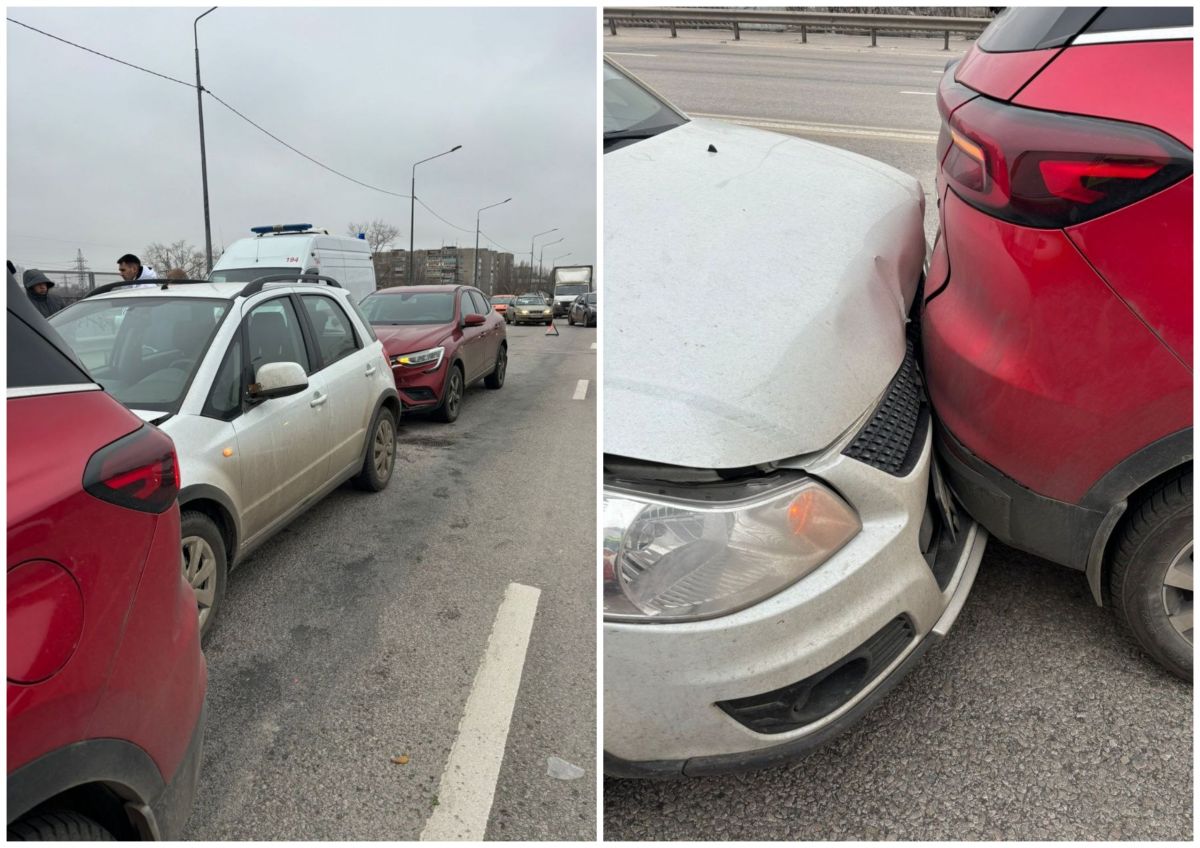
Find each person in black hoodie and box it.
[24,269,66,318]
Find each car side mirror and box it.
[463,313,486,327]
[248,361,308,401]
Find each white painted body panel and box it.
[604,118,926,468]
[212,233,376,303]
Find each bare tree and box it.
[347,220,400,255]
[143,240,214,278]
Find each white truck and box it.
[551,264,594,317]
[208,224,377,303]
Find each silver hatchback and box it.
[52,275,400,639]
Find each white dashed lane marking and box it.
[573,379,589,400]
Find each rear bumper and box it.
[934,421,1103,572]
[147,699,206,839]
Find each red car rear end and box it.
[921,7,1192,679]
[7,273,206,839]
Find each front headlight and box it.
[518,309,530,315]
[391,346,444,369]
[603,476,860,623]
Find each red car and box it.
[922,7,1193,678]
[7,272,206,838]
[359,285,507,423]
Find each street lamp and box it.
[409,144,462,284]
[474,197,511,291]
[551,252,572,265]
[194,6,217,274]
[529,228,557,291]
[538,237,564,286]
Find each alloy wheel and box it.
[374,415,396,481]
[182,535,218,630]
[1162,541,1193,644]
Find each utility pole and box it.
[194,6,217,274]
[539,237,563,290]
[529,228,557,292]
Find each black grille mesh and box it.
[843,340,925,476]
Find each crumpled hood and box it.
[604,118,926,469]
[373,324,451,355]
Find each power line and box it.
[6,17,192,88]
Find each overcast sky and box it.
[7,5,596,274]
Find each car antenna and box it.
[708,144,718,153]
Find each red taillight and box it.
[83,424,179,514]
[937,76,1192,228]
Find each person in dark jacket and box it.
[24,269,66,318]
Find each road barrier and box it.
[603,7,991,50]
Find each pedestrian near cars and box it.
[23,269,66,318]
[117,253,158,284]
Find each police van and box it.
[208,224,377,302]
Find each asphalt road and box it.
[183,320,597,840]
[602,30,1193,842]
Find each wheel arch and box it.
[177,485,240,565]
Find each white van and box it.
[208,224,377,302]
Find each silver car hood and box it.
[604,118,926,469]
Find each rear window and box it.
[8,311,92,389]
[978,7,1100,52]
[1081,6,1192,37]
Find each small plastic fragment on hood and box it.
[547,756,585,780]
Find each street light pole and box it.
[551,252,572,265]
[409,144,462,285]
[538,237,563,287]
[194,6,217,274]
[474,197,511,292]
[529,228,557,292]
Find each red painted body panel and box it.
[1014,41,1193,148]
[1066,177,1194,367]
[7,389,204,787]
[6,561,85,684]
[923,190,1192,504]
[955,43,1062,101]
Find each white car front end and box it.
[603,64,986,776]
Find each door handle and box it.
[310,392,328,408]
[365,363,377,376]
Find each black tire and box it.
[1108,469,1193,681]
[485,344,507,389]
[435,364,464,423]
[567,312,575,326]
[353,406,397,492]
[181,510,228,644]
[9,810,115,841]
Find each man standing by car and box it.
[23,269,65,317]
[117,252,158,283]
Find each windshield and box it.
[208,266,296,283]
[514,297,546,306]
[361,291,455,324]
[604,61,687,147]
[555,285,589,297]
[50,296,229,413]
[491,295,515,304]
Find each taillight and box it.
[937,88,1192,229]
[83,424,179,514]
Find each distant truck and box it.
[551,265,594,317]
[208,224,376,303]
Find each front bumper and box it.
[603,423,987,776]
[513,311,552,324]
[390,358,448,409]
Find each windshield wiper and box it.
[603,124,679,147]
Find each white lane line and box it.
[573,379,589,400]
[900,90,937,96]
[590,342,597,350]
[690,111,938,143]
[606,51,659,57]
[420,583,542,842]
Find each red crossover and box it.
[7,272,206,839]
[359,285,507,423]
[922,7,1193,679]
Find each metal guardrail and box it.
[604,7,991,50]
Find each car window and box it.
[469,290,490,315]
[461,290,484,317]
[203,335,244,420]
[246,297,310,377]
[587,293,597,305]
[301,294,361,367]
[604,61,687,146]
[361,291,454,324]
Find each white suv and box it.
[51,275,399,639]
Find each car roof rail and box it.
[82,278,214,299]
[238,273,342,299]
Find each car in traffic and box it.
[8,271,207,839]
[567,291,597,327]
[923,6,1193,680]
[49,274,400,640]
[490,294,516,322]
[508,293,554,326]
[359,284,507,423]
[602,58,988,777]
